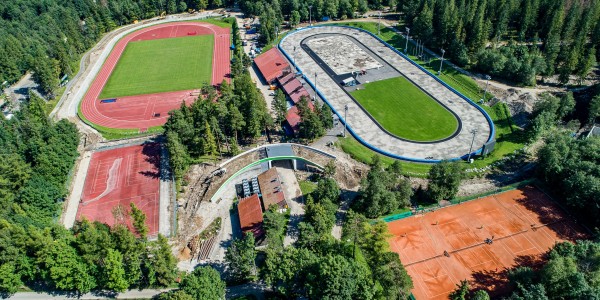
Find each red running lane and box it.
[77,144,161,237]
[81,22,231,130]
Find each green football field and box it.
[350,76,459,141]
[99,35,213,99]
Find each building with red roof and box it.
[285,106,302,134]
[257,168,288,211]
[254,48,291,83]
[282,78,303,95]
[289,88,312,104]
[284,101,315,135]
[277,73,295,86]
[237,194,264,240]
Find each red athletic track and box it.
[81,22,230,130]
[77,144,161,236]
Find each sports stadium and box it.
[279,26,495,162]
[80,21,230,132]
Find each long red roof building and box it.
[237,194,264,239]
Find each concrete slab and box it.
[306,35,382,74]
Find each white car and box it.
[269,92,276,96]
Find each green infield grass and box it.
[99,35,213,99]
[350,76,459,141]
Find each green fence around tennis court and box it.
[381,178,536,223]
[448,178,535,205]
[382,211,413,222]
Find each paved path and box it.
[280,26,493,161]
[8,283,267,300]
[61,151,92,229]
[159,144,172,236]
[278,168,304,246]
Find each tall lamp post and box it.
[481,75,491,102]
[314,72,318,100]
[438,49,445,76]
[467,128,478,162]
[404,27,410,54]
[378,11,382,35]
[309,5,313,26]
[293,46,296,67]
[343,104,349,137]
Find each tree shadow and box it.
[229,207,242,240]
[512,186,575,237]
[25,281,83,298]
[90,290,118,298]
[199,260,228,275]
[469,267,510,297]
[139,141,165,180]
[286,214,303,239]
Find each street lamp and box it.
[404,27,410,54]
[378,11,382,35]
[481,75,491,102]
[343,104,349,137]
[293,46,296,67]
[309,5,313,26]
[467,128,478,162]
[438,49,445,76]
[314,72,318,100]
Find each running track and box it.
[81,22,230,130]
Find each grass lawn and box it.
[193,17,235,28]
[337,136,432,177]
[299,180,318,198]
[99,35,213,99]
[351,77,458,141]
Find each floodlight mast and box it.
[378,11,382,35]
[481,75,491,102]
[314,72,318,100]
[467,129,478,161]
[309,6,313,26]
[438,49,445,76]
[343,104,349,137]
[404,27,410,53]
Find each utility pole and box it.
[404,27,410,54]
[481,75,491,102]
[343,104,349,137]
[467,128,478,162]
[309,5,313,26]
[438,49,445,76]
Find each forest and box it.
[0,94,179,294]
[0,0,229,96]
[241,0,599,86]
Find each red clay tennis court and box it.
[77,143,161,236]
[387,186,588,299]
[81,22,230,130]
